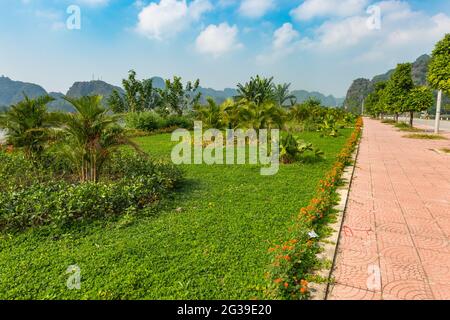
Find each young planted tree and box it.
[108,70,161,113]
[159,76,201,116]
[0,95,57,162]
[273,83,296,107]
[405,86,434,126]
[61,95,142,182]
[194,97,224,129]
[384,63,414,122]
[365,81,387,118]
[236,75,275,106]
[427,34,450,133]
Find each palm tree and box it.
[194,97,224,129]
[60,95,142,182]
[0,95,56,162]
[240,101,286,131]
[274,83,296,107]
[236,75,275,106]
[221,98,243,129]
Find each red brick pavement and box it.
[328,118,450,300]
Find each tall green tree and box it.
[0,95,56,162]
[236,75,275,106]
[365,81,387,118]
[159,76,201,116]
[108,70,161,113]
[384,63,414,122]
[405,86,434,126]
[194,97,224,129]
[61,95,141,182]
[273,83,296,107]
[427,33,450,133]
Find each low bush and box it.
[381,119,396,124]
[125,111,165,132]
[266,117,363,300]
[0,150,183,232]
[125,112,194,133]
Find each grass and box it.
[0,129,352,299]
[403,133,448,140]
[440,148,450,154]
[381,119,397,124]
[394,122,424,132]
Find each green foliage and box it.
[365,81,387,118]
[194,97,224,129]
[280,133,324,163]
[159,76,201,116]
[403,133,447,140]
[125,111,165,132]
[318,114,339,137]
[236,75,276,106]
[273,83,297,107]
[428,34,450,94]
[0,151,182,232]
[384,63,415,115]
[0,130,352,299]
[59,95,141,182]
[0,95,57,162]
[108,70,161,113]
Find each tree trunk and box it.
[395,113,399,122]
[410,111,414,127]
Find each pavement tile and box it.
[328,118,450,300]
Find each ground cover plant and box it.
[0,73,359,300]
[0,127,353,299]
[403,133,448,140]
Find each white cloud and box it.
[239,0,274,19]
[136,0,213,40]
[273,23,300,50]
[307,0,450,55]
[257,23,301,63]
[195,23,242,57]
[291,0,369,21]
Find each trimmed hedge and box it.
[266,117,363,300]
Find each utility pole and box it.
[435,89,442,134]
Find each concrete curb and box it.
[309,137,361,300]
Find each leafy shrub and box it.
[164,114,194,130]
[0,151,183,232]
[125,112,194,132]
[125,111,165,132]
[280,133,324,164]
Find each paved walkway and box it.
[328,118,450,300]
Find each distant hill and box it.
[344,54,449,113]
[66,80,124,98]
[291,90,344,107]
[0,76,47,107]
[0,75,345,111]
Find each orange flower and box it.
[284,282,289,288]
[300,287,307,294]
[274,278,282,284]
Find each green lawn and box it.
[0,129,352,299]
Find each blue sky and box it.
[0,0,449,97]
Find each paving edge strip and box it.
[309,139,361,300]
